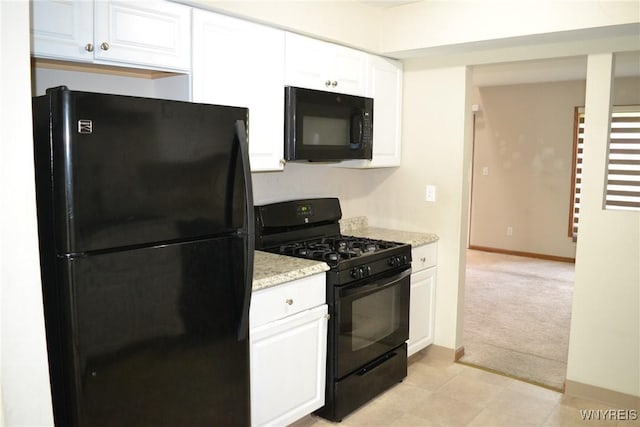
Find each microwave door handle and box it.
[350,112,363,148]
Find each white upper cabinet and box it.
[285,32,368,96]
[337,55,403,168]
[192,10,285,172]
[31,1,191,72]
[30,1,93,61]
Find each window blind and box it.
[569,108,584,239]
[569,105,640,239]
[605,107,640,211]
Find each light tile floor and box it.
[290,349,639,427]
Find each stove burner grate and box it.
[275,236,401,267]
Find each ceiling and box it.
[357,0,420,8]
[472,51,640,87]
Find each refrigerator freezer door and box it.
[38,87,249,253]
[56,236,250,426]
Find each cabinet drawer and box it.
[412,243,437,272]
[250,274,326,328]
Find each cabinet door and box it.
[407,267,436,357]
[93,1,191,71]
[284,32,330,92]
[368,56,402,167]
[330,43,368,96]
[30,0,93,61]
[335,55,403,168]
[250,305,328,427]
[193,10,285,172]
[285,32,368,96]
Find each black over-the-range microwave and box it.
[284,86,373,162]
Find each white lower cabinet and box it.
[250,274,328,427]
[407,243,437,357]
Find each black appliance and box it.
[255,198,410,422]
[284,86,373,162]
[32,86,254,426]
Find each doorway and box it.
[460,60,585,389]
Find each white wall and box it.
[252,164,379,218]
[567,54,640,397]
[365,64,473,351]
[469,80,585,259]
[0,1,55,425]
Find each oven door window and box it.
[336,269,410,379]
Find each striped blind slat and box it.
[569,105,640,239]
[606,107,640,211]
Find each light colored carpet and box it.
[460,249,575,391]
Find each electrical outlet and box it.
[482,166,489,176]
[507,226,513,236]
[425,185,436,202]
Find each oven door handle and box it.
[340,268,411,299]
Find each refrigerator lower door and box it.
[54,236,251,426]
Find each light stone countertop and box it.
[346,226,439,247]
[340,217,439,247]
[252,250,329,291]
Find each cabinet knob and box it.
[100,42,110,51]
[420,257,426,262]
[84,43,94,52]
[279,159,286,166]
[285,298,293,306]
[331,80,338,87]
[325,80,332,87]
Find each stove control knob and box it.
[351,267,365,279]
[401,255,409,265]
[366,266,372,276]
[388,257,396,267]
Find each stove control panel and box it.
[332,248,412,286]
[350,265,372,280]
[387,255,410,268]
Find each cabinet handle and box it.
[285,298,293,305]
[100,42,110,51]
[331,80,338,87]
[325,80,332,87]
[84,43,94,52]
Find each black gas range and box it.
[255,198,411,283]
[255,198,411,422]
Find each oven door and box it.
[335,268,410,379]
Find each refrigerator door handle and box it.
[235,120,254,341]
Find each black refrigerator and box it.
[32,86,254,426]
